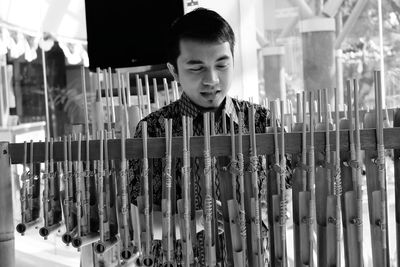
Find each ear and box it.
[167,63,179,82]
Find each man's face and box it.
[172,39,234,109]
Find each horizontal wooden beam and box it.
[8,127,400,164]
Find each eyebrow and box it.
[185,55,231,65]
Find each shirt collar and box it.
[178,92,238,123]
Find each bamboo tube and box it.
[141,121,153,265]
[302,92,307,187]
[39,137,50,239]
[209,113,221,265]
[290,92,304,266]
[139,78,145,117]
[227,111,245,266]
[153,78,159,110]
[182,116,192,266]
[119,74,129,138]
[135,75,143,119]
[271,100,284,265]
[125,73,131,106]
[324,89,332,196]
[81,66,91,233]
[298,92,311,267]
[94,68,105,133]
[48,138,56,225]
[230,116,237,201]
[162,118,173,265]
[318,88,334,266]
[98,131,105,243]
[16,142,28,234]
[103,69,111,132]
[102,131,111,239]
[203,112,216,266]
[249,104,263,266]
[172,80,179,101]
[334,87,343,267]
[108,67,116,124]
[353,79,364,265]
[28,140,35,222]
[237,111,247,266]
[297,93,302,124]
[76,134,82,245]
[343,80,363,266]
[374,70,389,266]
[163,78,170,105]
[144,74,151,115]
[280,100,288,267]
[120,115,132,260]
[308,91,316,267]
[41,41,50,139]
[394,109,400,264]
[288,100,294,131]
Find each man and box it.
[130,8,287,266]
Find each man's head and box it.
[167,8,236,109]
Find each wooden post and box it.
[300,18,335,101]
[262,47,286,103]
[0,142,15,267]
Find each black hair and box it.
[167,8,235,70]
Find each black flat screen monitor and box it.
[85,0,184,70]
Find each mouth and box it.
[200,91,221,98]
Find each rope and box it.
[334,167,342,197]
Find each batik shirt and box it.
[130,92,277,205]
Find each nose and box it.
[202,69,219,86]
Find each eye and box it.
[217,64,229,70]
[189,66,203,72]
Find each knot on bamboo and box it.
[239,209,247,238]
[301,216,313,225]
[48,172,56,180]
[279,199,288,226]
[203,151,212,176]
[204,194,213,220]
[248,156,259,173]
[376,145,386,170]
[350,217,363,226]
[237,153,244,177]
[121,206,128,215]
[375,219,386,231]
[334,167,342,196]
[327,216,337,224]
[181,166,190,177]
[119,169,127,178]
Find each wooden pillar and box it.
[300,18,335,100]
[262,46,286,103]
[0,142,15,267]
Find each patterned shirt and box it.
[130,92,274,206]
